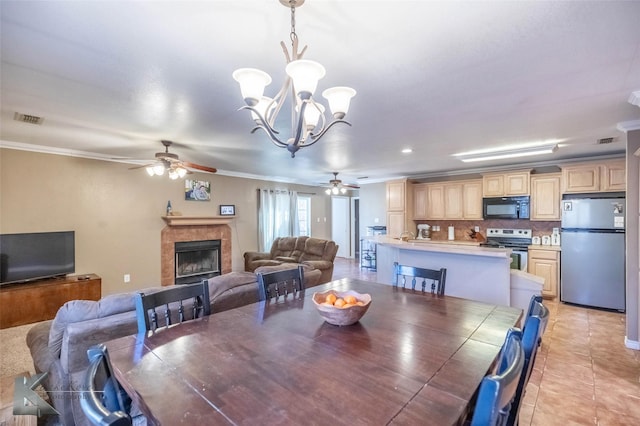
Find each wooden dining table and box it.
[105,278,522,425]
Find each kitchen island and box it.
[373,236,514,306]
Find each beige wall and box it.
[0,149,332,296]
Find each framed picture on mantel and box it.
[219,205,235,216]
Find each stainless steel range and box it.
[480,228,532,271]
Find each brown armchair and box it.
[244,236,338,284]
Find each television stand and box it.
[0,274,101,329]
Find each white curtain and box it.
[258,189,300,251]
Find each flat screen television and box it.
[0,231,75,285]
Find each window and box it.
[297,196,311,236]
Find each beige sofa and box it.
[26,265,321,426]
[244,236,339,284]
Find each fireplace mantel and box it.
[162,216,234,226]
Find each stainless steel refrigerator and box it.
[560,193,625,311]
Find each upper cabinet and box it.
[413,179,482,220]
[387,180,407,211]
[530,173,561,221]
[482,170,531,197]
[462,180,484,219]
[561,159,625,193]
[386,179,414,237]
[602,159,626,191]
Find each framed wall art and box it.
[185,180,211,201]
[219,205,235,216]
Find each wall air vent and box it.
[14,112,44,125]
[597,137,615,145]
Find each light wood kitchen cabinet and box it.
[427,184,446,219]
[602,159,626,191]
[482,170,531,196]
[413,183,428,220]
[413,180,481,220]
[561,159,625,193]
[462,179,483,219]
[386,179,413,238]
[387,180,406,211]
[528,248,559,299]
[530,173,561,221]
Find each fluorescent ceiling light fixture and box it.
[401,148,413,154]
[454,143,559,163]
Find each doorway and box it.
[331,196,351,258]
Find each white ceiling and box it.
[1,1,639,187]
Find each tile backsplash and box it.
[415,219,560,242]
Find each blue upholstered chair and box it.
[470,329,525,426]
[507,297,550,425]
[80,344,132,426]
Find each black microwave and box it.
[483,196,530,219]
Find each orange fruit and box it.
[343,303,355,308]
[356,301,365,306]
[325,293,337,305]
[344,295,357,305]
[334,298,346,308]
[322,302,334,307]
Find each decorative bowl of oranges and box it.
[312,290,372,326]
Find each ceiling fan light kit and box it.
[132,140,217,179]
[325,172,359,195]
[232,0,356,158]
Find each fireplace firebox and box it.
[174,240,221,285]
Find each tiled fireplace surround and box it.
[161,224,232,286]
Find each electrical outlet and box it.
[124,274,130,283]
[474,226,480,232]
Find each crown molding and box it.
[617,120,640,133]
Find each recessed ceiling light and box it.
[401,148,413,154]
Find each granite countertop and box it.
[373,236,510,259]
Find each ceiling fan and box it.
[324,172,360,195]
[130,140,217,179]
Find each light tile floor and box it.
[332,257,640,425]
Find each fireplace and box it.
[174,240,221,285]
[160,221,232,286]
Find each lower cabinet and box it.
[528,249,560,299]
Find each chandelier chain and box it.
[290,3,297,47]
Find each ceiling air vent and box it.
[597,137,615,145]
[14,112,44,125]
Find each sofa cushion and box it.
[205,271,257,300]
[48,291,141,358]
[255,264,322,287]
[299,238,330,261]
[48,299,98,358]
[269,237,298,258]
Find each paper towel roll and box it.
[448,226,455,240]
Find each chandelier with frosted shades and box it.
[232,0,356,158]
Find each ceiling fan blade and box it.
[129,163,154,170]
[343,183,360,189]
[182,161,217,173]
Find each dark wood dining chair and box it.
[80,344,132,426]
[257,265,305,301]
[470,329,525,426]
[393,262,447,295]
[507,299,550,426]
[134,281,211,333]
